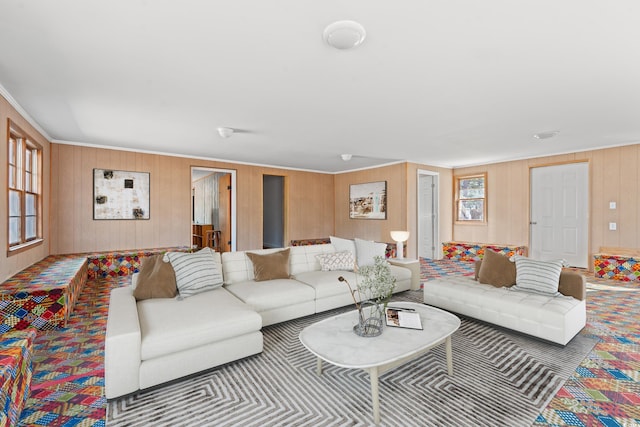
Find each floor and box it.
[15,260,640,427]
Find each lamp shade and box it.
[390,231,410,242]
[390,231,410,259]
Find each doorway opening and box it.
[191,167,237,252]
[417,169,439,260]
[263,175,285,249]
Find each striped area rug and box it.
[108,291,597,427]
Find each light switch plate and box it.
[609,202,616,209]
[609,222,617,231]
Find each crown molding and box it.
[0,82,51,140]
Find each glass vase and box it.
[353,300,383,337]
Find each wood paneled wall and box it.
[50,144,335,254]
[0,95,51,282]
[453,144,640,263]
[334,162,454,259]
[334,164,407,244]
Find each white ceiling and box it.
[1,0,639,173]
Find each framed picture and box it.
[93,169,150,220]
[349,181,387,219]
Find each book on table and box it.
[385,307,423,330]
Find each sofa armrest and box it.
[105,286,141,399]
[558,271,586,301]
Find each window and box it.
[455,173,486,222]
[7,121,42,253]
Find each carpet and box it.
[108,291,597,427]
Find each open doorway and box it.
[417,169,440,259]
[263,175,285,249]
[191,167,237,252]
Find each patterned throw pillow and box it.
[511,255,563,296]
[163,247,223,299]
[316,251,356,271]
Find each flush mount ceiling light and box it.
[533,130,560,140]
[323,20,366,50]
[341,154,352,161]
[217,127,234,138]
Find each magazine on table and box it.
[385,307,423,330]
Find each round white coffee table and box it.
[299,301,460,425]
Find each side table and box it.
[388,258,421,290]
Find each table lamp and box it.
[390,231,410,259]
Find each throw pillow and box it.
[163,247,224,299]
[246,248,291,281]
[330,236,357,257]
[512,255,563,296]
[477,249,516,287]
[133,254,177,301]
[316,251,356,272]
[354,238,387,268]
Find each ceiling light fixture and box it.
[217,127,234,138]
[323,21,366,50]
[533,130,560,140]
[341,154,352,161]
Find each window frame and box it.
[454,173,487,223]
[7,120,43,255]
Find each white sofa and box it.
[423,270,586,345]
[105,244,414,399]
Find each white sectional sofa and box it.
[423,265,586,345]
[105,243,413,399]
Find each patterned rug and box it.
[107,291,597,427]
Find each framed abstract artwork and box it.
[93,169,150,220]
[349,181,387,219]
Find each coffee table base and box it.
[316,335,454,425]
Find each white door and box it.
[530,163,588,267]
[418,171,439,259]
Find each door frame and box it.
[528,160,590,267]
[191,166,237,252]
[417,169,440,259]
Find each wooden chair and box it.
[205,229,222,252]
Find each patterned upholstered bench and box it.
[0,256,87,332]
[442,241,527,262]
[594,247,640,282]
[0,329,36,427]
[85,246,191,279]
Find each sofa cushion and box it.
[354,238,387,267]
[137,287,261,361]
[224,279,316,312]
[289,244,336,275]
[133,254,177,301]
[163,248,224,298]
[222,248,285,285]
[512,256,563,296]
[316,251,356,272]
[330,236,356,257]
[294,270,360,300]
[246,248,290,281]
[477,249,516,287]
